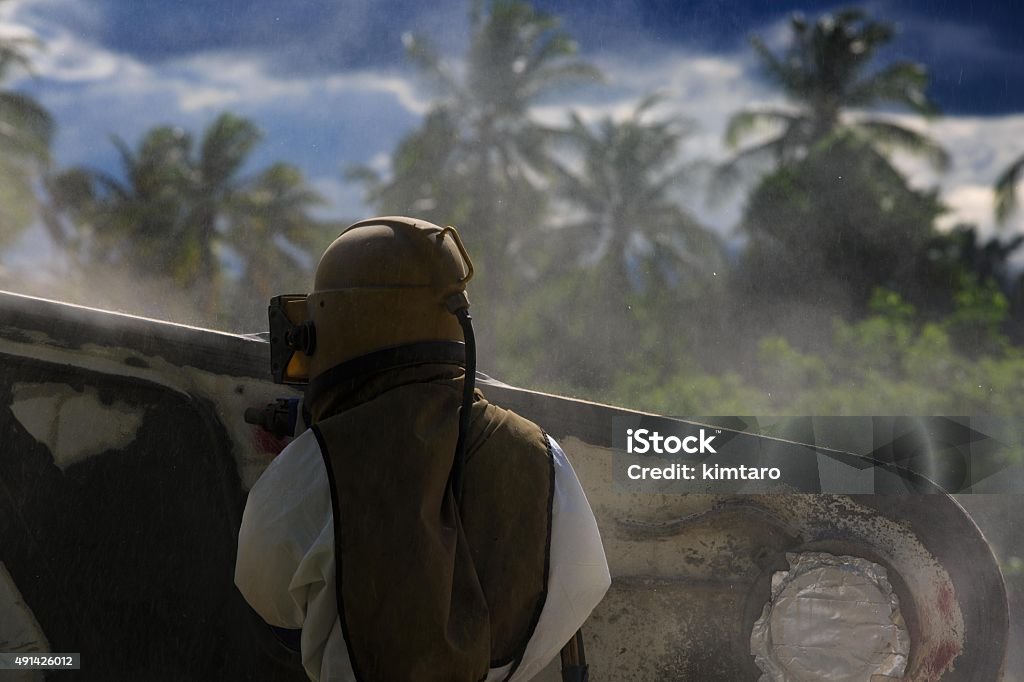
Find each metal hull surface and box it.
[0,291,1009,680]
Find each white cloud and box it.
[3,2,431,118]
[175,85,243,113]
[323,72,431,116]
[86,44,421,118]
[49,42,134,83]
[881,113,1024,235]
[308,175,366,222]
[0,20,35,41]
[528,44,1024,240]
[937,184,996,231]
[2,0,103,60]
[368,152,391,174]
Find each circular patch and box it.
[750,552,909,681]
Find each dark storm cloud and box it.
[18,0,1024,114]
[532,0,1024,116]
[886,9,1024,116]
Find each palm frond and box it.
[749,35,798,93]
[523,33,578,76]
[547,159,605,214]
[995,154,1024,225]
[708,135,787,206]
[198,113,262,189]
[344,163,381,187]
[851,119,949,171]
[724,108,802,148]
[0,90,54,160]
[403,33,460,98]
[0,35,38,80]
[525,61,603,97]
[847,62,937,116]
[108,134,137,181]
[46,167,96,211]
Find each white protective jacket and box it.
[235,429,610,681]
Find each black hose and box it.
[452,307,476,504]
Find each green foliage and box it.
[614,369,767,417]
[496,221,726,393]
[0,156,35,243]
[346,109,465,226]
[610,290,1024,417]
[735,134,944,316]
[869,287,915,322]
[721,7,955,337]
[943,276,1010,355]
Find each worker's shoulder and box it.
[471,392,552,453]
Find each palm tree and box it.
[53,114,261,282]
[186,113,262,281]
[995,153,1024,225]
[503,96,725,388]
[215,161,326,329]
[225,162,324,307]
[0,3,54,247]
[63,125,195,279]
[352,0,600,301]
[347,109,463,222]
[722,9,948,179]
[550,95,721,295]
[47,114,317,325]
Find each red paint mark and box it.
[254,428,291,456]
[924,640,961,679]
[937,583,955,619]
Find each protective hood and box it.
[311,363,554,681]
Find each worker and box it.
[235,216,610,681]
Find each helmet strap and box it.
[305,340,467,410]
[450,306,476,505]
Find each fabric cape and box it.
[308,364,554,682]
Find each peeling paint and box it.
[10,383,145,470]
[1,330,290,489]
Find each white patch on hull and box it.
[10,383,144,470]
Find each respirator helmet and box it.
[267,215,477,496]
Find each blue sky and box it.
[2,0,1023,266]
[14,0,1023,115]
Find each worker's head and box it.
[268,216,474,385]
